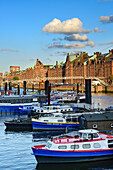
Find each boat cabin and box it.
[38,113,66,123]
[44,129,109,151]
[78,129,100,140]
[36,105,73,113]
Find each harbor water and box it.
[0,93,113,170]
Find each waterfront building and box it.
[0,73,3,81]
[3,49,113,85]
[83,112,113,131]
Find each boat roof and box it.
[79,129,99,134]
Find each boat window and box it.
[58,145,67,149]
[44,120,48,122]
[93,143,101,148]
[46,142,52,148]
[82,144,91,149]
[88,134,93,139]
[83,133,87,139]
[71,145,79,149]
[93,133,99,138]
[80,133,83,138]
[41,110,43,112]
[57,120,63,122]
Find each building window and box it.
[111,123,113,127]
[93,124,97,128]
[58,145,67,149]
[71,145,79,149]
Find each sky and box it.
[0,0,113,74]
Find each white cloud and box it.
[94,27,105,33]
[70,50,82,55]
[56,51,67,56]
[85,41,95,47]
[0,48,19,52]
[100,15,113,23]
[102,0,113,1]
[64,34,88,41]
[47,43,85,49]
[53,40,61,44]
[99,41,113,45]
[42,18,92,34]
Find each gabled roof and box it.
[83,112,113,121]
[69,54,79,62]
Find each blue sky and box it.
[0,0,113,73]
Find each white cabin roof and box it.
[79,129,99,134]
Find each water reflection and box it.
[92,93,113,109]
[36,159,113,170]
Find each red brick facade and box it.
[4,49,113,84]
[0,73,3,80]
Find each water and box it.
[0,93,113,170]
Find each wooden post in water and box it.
[77,83,79,94]
[23,81,26,95]
[32,83,34,92]
[5,82,7,95]
[94,85,96,93]
[85,79,91,104]
[48,85,51,106]
[45,80,49,95]
[17,84,20,95]
[9,82,12,90]
[105,86,107,93]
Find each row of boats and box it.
[2,91,113,165]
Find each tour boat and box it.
[32,113,79,131]
[0,94,47,114]
[32,129,113,164]
[18,103,40,115]
[34,105,74,114]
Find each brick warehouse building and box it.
[4,49,113,85]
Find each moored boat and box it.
[0,94,47,114]
[4,117,33,131]
[32,129,113,164]
[32,113,79,131]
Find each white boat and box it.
[35,105,74,114]
[32,129,113,164]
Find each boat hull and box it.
[5,120,32,131]
[32,148,113,164]
[32,121,79,131]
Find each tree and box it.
[13,76,19,80]
[109,74,113,84]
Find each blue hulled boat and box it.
[32,113,79,131]
[32,129,113,164]
[0,94,47,114]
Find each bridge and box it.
[0,76,108,86]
